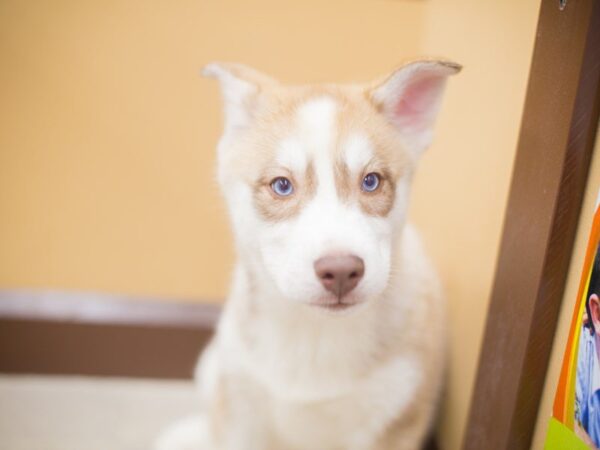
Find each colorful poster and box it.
[546,198,600,449]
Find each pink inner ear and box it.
[393,74,444,129]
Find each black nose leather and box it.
[314,255,365,298]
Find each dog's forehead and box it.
[275,94,375,173]
[244,90,405,222]
[295,96,337,141]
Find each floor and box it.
[0,375,198,450]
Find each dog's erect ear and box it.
[203,62,277,132]
[369,60,461,154]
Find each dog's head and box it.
[204,61,459,313]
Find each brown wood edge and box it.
[0,290,221,379]
[0,290,441,450]
[464,1,600,449]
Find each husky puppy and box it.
[157,60,460,450]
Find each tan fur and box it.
[333,160,396,218]
[252,163,317,222]
[222,84,412,221]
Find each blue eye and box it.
[271,177,294,196]
[361,173,381,192]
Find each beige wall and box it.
[0,1,541,448]
[410,2,540,447]
[0,0,425,301]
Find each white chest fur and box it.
[196,226,442,450]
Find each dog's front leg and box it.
[207,374,279,450]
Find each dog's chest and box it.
[253,355,422,450]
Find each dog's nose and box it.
[314,255,365,298]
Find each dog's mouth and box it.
[308,299,359,312]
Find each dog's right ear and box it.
[203,62,277,133]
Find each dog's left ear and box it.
[369,60,461,154]
[203,62,277,133]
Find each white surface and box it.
[0,375,198,450]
